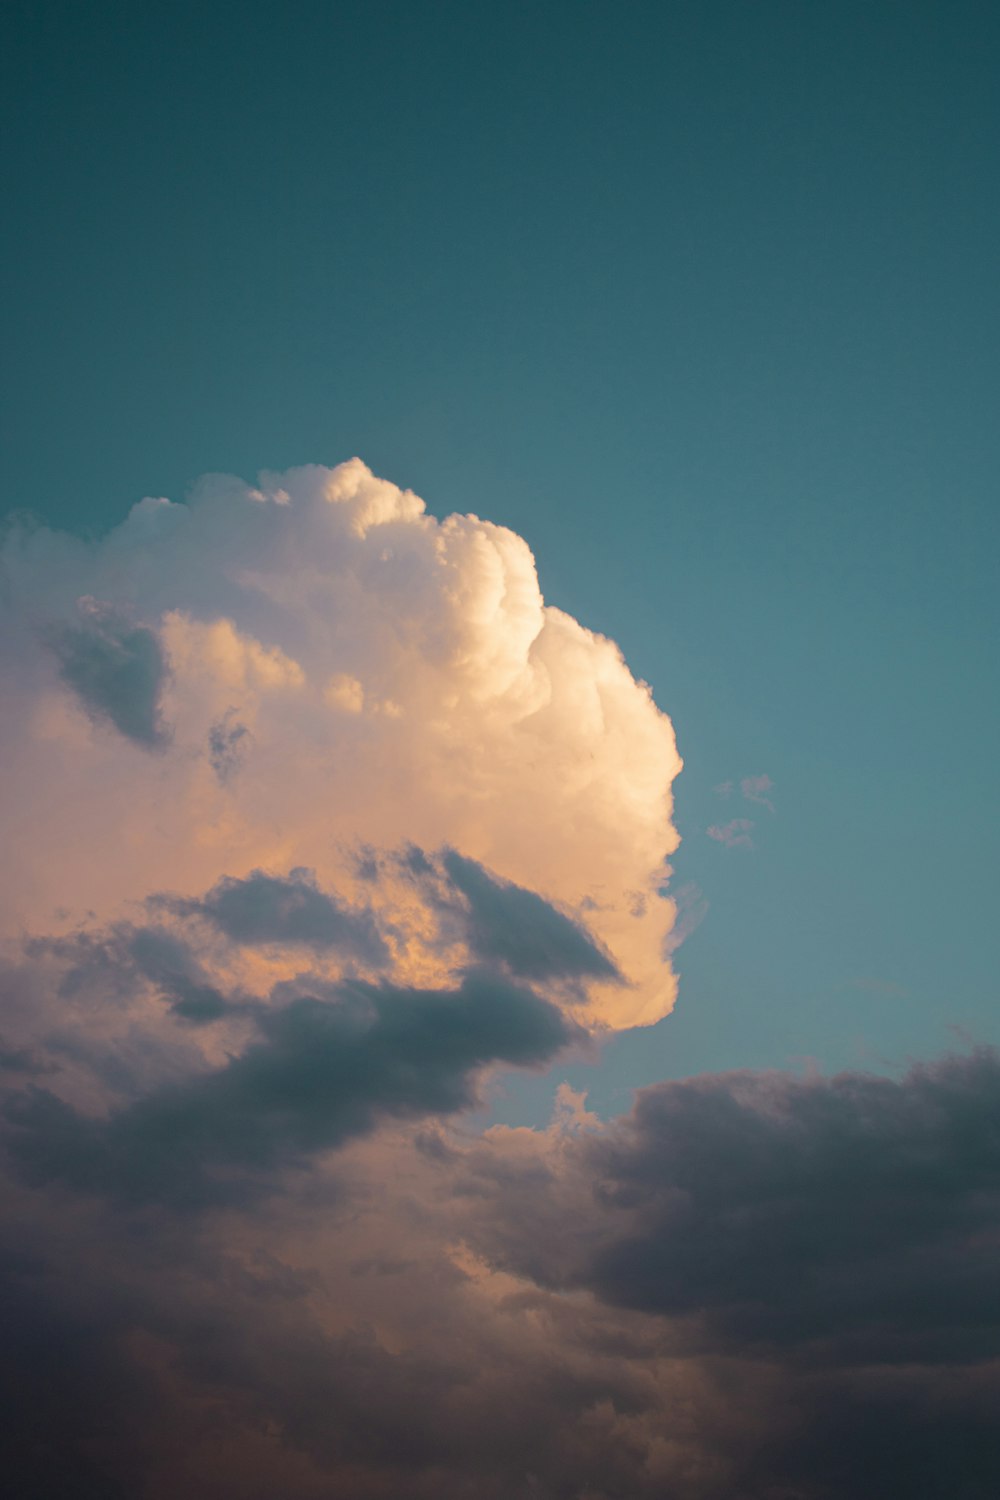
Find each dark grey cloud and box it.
[438,849,620,983]
[0,1269,136,1500]
[1,1047,1000,1499]
[26,922,236,1026]
[467,1049,1000,1366]
[583,1049,1000,1361]
[152,850,613,986]
[6,971,577,1208]
[48,598,167,747]
[162,868,388,965]
[126,925,233,1023]
[742,1364,1000,1500]
[0,1210,662,1500]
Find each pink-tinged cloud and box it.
[0,460,682,1028]
[707,818,755,849]
[740,772,775,811]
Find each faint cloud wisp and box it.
[707,818,755,850]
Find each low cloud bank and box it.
[1,1039,998,1499]
[462,1048,1000,1369]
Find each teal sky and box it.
[3,0,998,1110]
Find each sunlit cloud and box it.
[1,459,683,1030]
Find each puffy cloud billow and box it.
[1,459,681,1029]
[1,460,998,1499]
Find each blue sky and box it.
[3,0,998,1109]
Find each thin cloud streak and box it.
[740,773,775,812]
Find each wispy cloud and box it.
[848,976,911,999]
[740,772,775,812]
[707,818,755,849]
[714,772,775,814]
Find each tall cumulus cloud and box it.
[1,459,681,1029]
[2,460,997,1499]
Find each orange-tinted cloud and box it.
[1,460,682,1029]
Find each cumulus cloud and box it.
[1,459,681,1029]
[466,1049,1000,1361]
[442,1049,1000,1495]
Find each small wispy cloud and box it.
[707,818,755,850]
[740,773,775,813]
[713,779,734,798]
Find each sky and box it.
[1,3,999,1497]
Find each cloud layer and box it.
[2,1036,998,1499]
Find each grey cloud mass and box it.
[463,1049,1000,1369]
[26,922,237,1026]
[48,598,167,747]
[2,1046,999,1499]
[582,1051,1000,1359]
[438,849,621,982]
[3,865,999,1498]
[163,868,389,964]
[6,971,577,1208]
